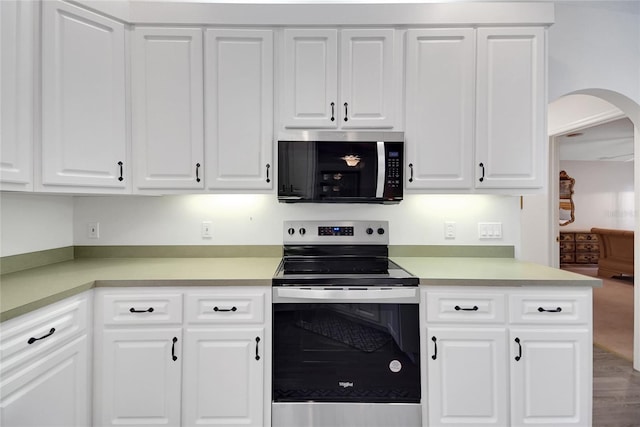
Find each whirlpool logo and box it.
[338,381,354,388]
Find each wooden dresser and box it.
[560,231,600,265]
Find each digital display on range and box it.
[318,226,354,236]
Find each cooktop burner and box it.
[272,220,418,287]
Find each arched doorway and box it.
[549,89,639,372]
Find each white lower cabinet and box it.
[0,293,91,427]
[94,287,270,427]
[98,328,183,426]
[426,327,508,426]
[182,328,265,425]
[422,286,592,427]
[0,336,89,427]
[510,329,590,426]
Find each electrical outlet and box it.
[444,221,456,239]
[201,221,212,238]
[87,222,100,239]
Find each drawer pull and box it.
[537,306,562,313]
[213,306,237,312]
[454,305,479,312]
[515,337,522,361]
[130,307,154,313]
[431,336,438,360]
[28,328,56,345]
[255,336,261,361]
[172,337,178,361]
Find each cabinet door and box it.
[340,29,395,128]
[476,27,545,189]
[182,328,264,426]
[205,29,273,190]
[0,335,90,427]
[510,329,591,426]
[41,0,128,192]
[282,29,338,128]
[96,328,182,426]
[132,28,204,191]
[427,327,508,426]
[0,0,35,191]
[405,29,475,189]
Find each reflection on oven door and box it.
[272,303,420,404]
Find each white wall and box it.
[72,194,521,249]
[548,1,640,106]
[0,193,74,256]
[559,160,635,231]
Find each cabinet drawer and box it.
[101,292,183,325]
[559,253,575,263]
[559,233,575,242]
[185,290,265,324]
[575,253,599,264]
[509,293,590,325]
[0,293,89,375]
[575,242,599,253]
[425,290,506,323]
[575,233,598,242]
[559,242,575,252]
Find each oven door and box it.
[272,286,421,426]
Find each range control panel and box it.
[283,220,389,245]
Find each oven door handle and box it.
[276,287,417,300]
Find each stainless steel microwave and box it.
[277,131,404,204]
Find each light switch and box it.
[201,221,212,238]
[478,222,502,239]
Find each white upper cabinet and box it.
[340,29,396,128]
[282,29,337,128]
[475,27,545,190]
[406,26,546,193]
[405,28,475,190]
[205,29,274,190]
[40,0,128,193]
[132,27,204,191]
[282,28,397,129]
[0,0,35,191]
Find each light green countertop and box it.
[0,256,600,322]
[394,257,602,287]
[0,257,282,322]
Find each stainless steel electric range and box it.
[272,220,421,427]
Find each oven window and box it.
[273,303,420,403]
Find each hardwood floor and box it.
[593,346,640,426]
[562,265,634,360]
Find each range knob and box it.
[287,227,295,235]
[377,227,385,235]
[366,228,374,235]
[299,227,306,236]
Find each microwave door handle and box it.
[376,141,385,198]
